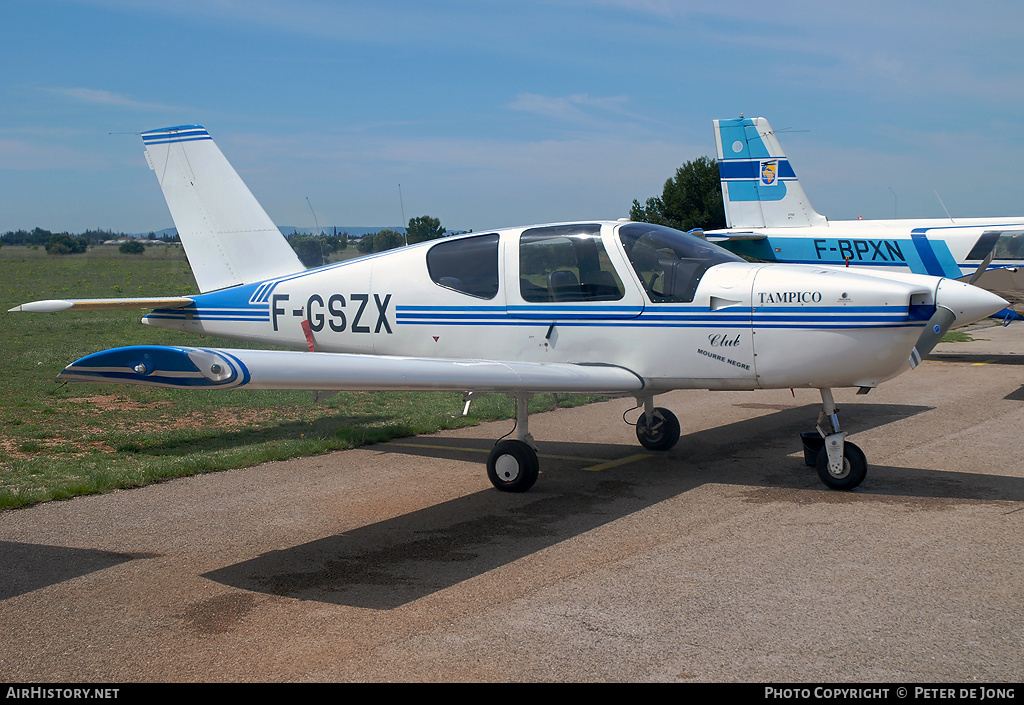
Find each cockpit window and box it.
[994,232,1024,259]
[966,230,1024,260]
[618,223,742,303]
[519,224,625,302]
[426,233,499,299]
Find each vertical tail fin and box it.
[713,117,826,229]
[141,125,304,292]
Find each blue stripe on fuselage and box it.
[724,233,967,278]
[395,304,922,330]
[143,282,268,324]
[910,229,946,277]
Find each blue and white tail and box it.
[141,125,304,293]
[713,117,827,229]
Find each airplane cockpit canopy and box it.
[425,222,744,305]
[618,222,744,303]
[518,224,625,303]
[966,229,1024,261]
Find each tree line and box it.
[0,227,180,255]
[0,217,451,264]
[1,227,180,246]
[3,157,725,262]
[290,215,449,267]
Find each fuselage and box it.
[710,116,1024,314]
[708,218,1024,279]
[708,218,1024,314]
[141,220,997,393]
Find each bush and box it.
[45,233,88,255]
[372,229,405,253]
[119,240,146,255]
[289,235,327,267]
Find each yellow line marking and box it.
[385,441,652,472]
[541,453,608,463]
[582,453,653,473]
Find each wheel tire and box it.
[635,407,681,451]
[487,440,539,492]
[815,441,867,491]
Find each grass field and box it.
[0,244,601,510]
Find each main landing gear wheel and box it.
[815,441,867,491]
[810,388,869,491]
[635,407,681,451]
[487,440,539,493]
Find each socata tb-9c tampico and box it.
[12,125,1007,492]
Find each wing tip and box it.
[9,300,74,313]
[10,298,194,313]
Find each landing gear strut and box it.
[486,394,539,492]
[485,394,685,492]
[634,397,681,451]
[812,388,867,491]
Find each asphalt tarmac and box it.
[1,323,1022,682]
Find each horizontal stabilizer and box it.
[9,297,194,313]
[58,346,646,394]
[704,232,768,243]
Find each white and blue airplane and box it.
[10,125,1008,492]
[708,116,1024,319]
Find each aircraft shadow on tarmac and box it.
[926,351,1024,400]
[114,410,410,456]
[202,401,1024,610]
[927,352,1024,400]
[1004,384,1024,401]
[927,352,1024,366]
[0,542,158,600]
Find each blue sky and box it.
[3,0,1024,234]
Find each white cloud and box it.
[41,87,176,111]
[507,93,639,125]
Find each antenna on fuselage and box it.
[934,190,955,223]
[307,196,326,265]
[398,183,407,245]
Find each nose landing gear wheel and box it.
[487,440,540,492]
[815,441,867,491]
[635,407,681,451]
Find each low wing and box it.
[8,297,194,313]
[57,345,646,394]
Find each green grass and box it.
[940,330,974,343]
[0,245,603,509]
